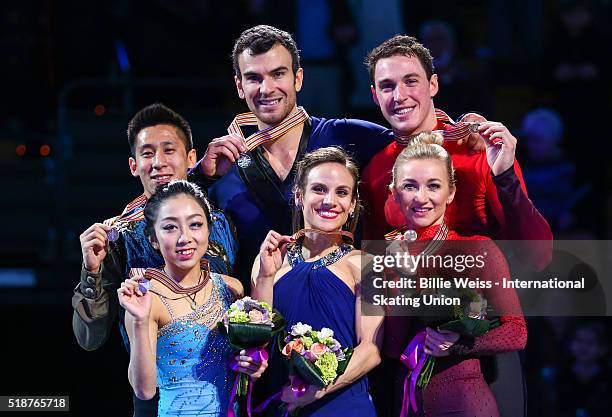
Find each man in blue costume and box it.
[199,25,394,288]
[72,103,237,417]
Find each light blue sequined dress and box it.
[155,273,235,416]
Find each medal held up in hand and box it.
[106,227,119,242]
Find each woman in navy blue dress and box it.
[252,147,383,416]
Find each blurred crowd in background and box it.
[1,1,611,416]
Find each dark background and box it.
[1,1,611,416]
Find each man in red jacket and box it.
[361,35,552,267]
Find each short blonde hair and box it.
[390,132,455,190]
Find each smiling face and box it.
[234,43,303,128]
[372,54,438,135]
[392,158,455,230]
[129,124,196,197]
[150,194,209,275]
[296,162,357,232]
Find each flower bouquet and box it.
[400,288,491,416]
[280,322,353,388]
[217,297,286,416]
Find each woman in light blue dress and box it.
[118,180,267,416]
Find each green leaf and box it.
[227,322,273,349]
[217,321,228,336]
[336,348,353,375]
[438,317,490,336]
[271,309,287,336]
[290,350,327,388]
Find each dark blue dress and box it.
[267,243,376,417]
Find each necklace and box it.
[287,241,353,269]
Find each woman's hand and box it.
[424,327,460,357]
[234,349,268,380]
[280,377,324,412]
[117,278,151,323]
[258,230,293,279]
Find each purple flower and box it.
[330,339,341,352]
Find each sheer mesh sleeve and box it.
[450,240,527,356]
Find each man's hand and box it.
[457,112,486,153]
[201,134,247,177]
[478,121,517,176]
[80,223,113,273]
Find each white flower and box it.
[291,322,312,336]
[318,327,334,340]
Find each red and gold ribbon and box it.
[394,109,479,145]
[140,259,210,294]
[291,228,354,245]
[227,106,309,151]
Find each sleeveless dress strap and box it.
[157,289,178,321]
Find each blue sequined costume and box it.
[155,273,236,416]
[72,193,238,417]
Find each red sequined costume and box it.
[383,224,527,417]
[360,115,553,270]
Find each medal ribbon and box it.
[394,109,479,145]
[141,259,210,294]
[291,228,354,245]
[119,194,148,223]
[227,106,309,152]
[102,194,148,226]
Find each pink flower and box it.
[308,343,328,359]
[282,339,304,357]
[248,309,265,324]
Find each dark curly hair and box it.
[232,25,300,78]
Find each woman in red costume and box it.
[383,132,527,417]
